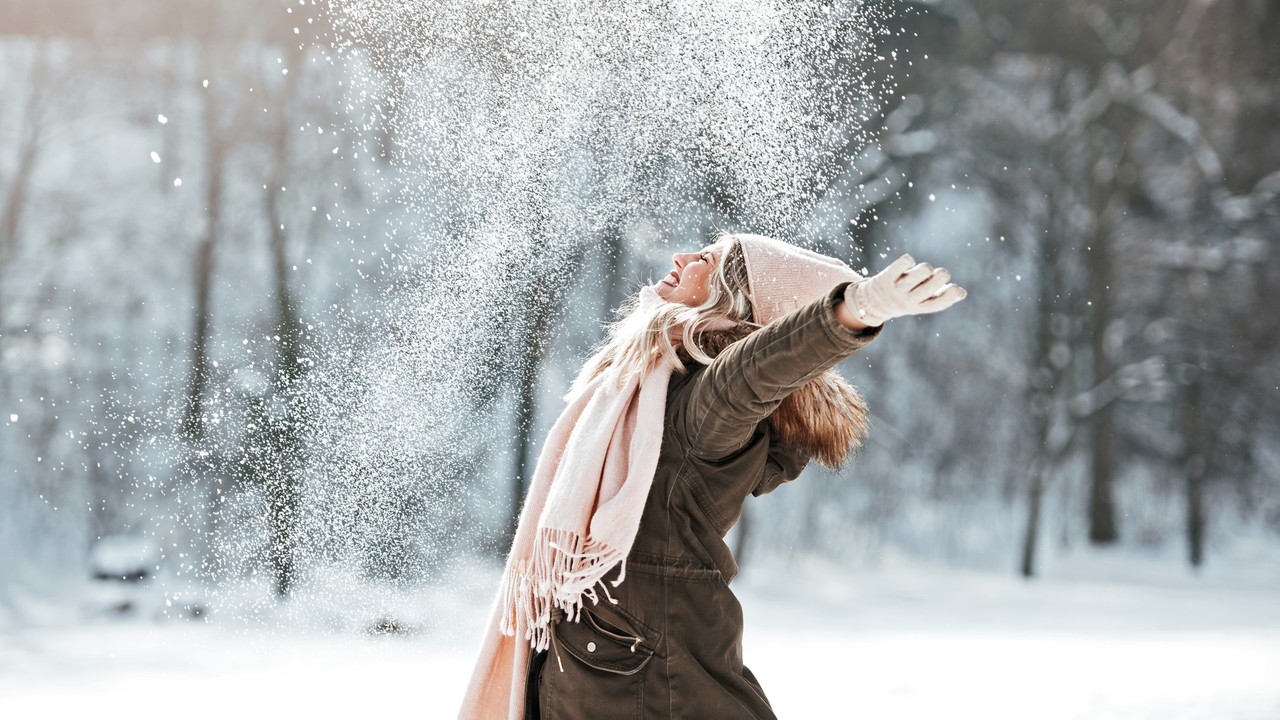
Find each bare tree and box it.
[0,44,50,267]
[900,0,1280,572]
[181,42,233,442]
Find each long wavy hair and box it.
[573,232,753,387]
[571,233,871,469]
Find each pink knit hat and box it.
[733,233,866,325]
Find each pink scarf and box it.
[459,287,679,720]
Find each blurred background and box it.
[1,0,1277,717]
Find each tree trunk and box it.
[1020,204,1062,579]
[1183,377,1206,569]
[602,227,627,318]
[183,232,217,438]
[1083,121,1141,546]
[0,42,48,264]
[1019,462,1045,578]
[505,343,542,553]
[1087,405,1118,544]
[266,469,301,597]
[503,273,556,553]
[262,48,306,597]
[1018,132,1086,577]
[1086,193,1119,545]
[201,473,228,580]
[182,53,224,440]
[0,113,39,263]
[501,247,589,553]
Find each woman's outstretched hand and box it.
[844,253,967,327]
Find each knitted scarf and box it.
[459,288,681,720]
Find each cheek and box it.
[701,267,717,289]
[693,269,714,298]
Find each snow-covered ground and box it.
[1,548,1277,719]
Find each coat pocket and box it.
[555,605,656,675]
[541,606,661,720]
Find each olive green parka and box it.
[527,280,885,719]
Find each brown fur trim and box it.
[677,325,871,470]
[771,370,870,470]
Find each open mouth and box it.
[660,270,679,287]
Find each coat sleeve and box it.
[673,280,885,461]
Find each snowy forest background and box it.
[1,0,1278,716]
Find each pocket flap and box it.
[554,606,655,676]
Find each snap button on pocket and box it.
[554,607,656,676]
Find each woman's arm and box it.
[834,295,878,332]
[670,280,883,461]
[670,253,966,461]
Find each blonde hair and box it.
[572,232,757,394]
[570,231,872,470]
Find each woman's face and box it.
[654,243,723,306]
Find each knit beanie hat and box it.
[734,233,865,325]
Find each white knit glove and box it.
[845,253,967,327]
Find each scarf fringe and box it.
[497,527,627,652]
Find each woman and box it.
[461,233,966,720]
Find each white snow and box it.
[737,553,1280,720]
[88,535,159,579]
[1,551,1276,719]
